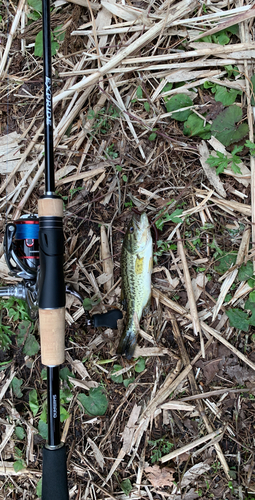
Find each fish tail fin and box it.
[117,327,137,360]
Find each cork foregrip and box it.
[39,308,65,366]
[38,198,63,217]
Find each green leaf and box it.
[123,377,135,387]
[34,30,43,57]
[136,86,143,99]
[60,388,72,403]
[228,24,239,35]
[135,357,145,373]
[36,478,42,498]
[149,132,157,141]
[245,139,255,156]
[232,145,243,155]
[51,40,59,56]
[23,334,40,356]
[170,208,183,223]
[17,320,33,347]
[224,294,232,303]
[249,290,255,303]
[122,174,128,182]
[27,0,42,12]
[120,479,132,495]
[229,147,242,174]
[165,94,193,121]
[41,367,47,380]
[213,32,229,45]
[15,446,23,458]
[78,387,108,416]
[0,323,13,351]
[15,426,25,440]
[151,448,162,463]
[34,30,59,57]
[27,10,41,20]
[226,308,249,332]
[13,460,25,473]
[155,209,183,231]
[60,406,69,422]
[214,253,237,274]
[249,309,255,327]
[54,25,65,41]
[83,297,93,310]
[204,81,215,89]
[40,405,47,424]
[0,325,12,351]
[248,277,255,288]
[111,364,123,383]
[238,261,254,281]
[183,113,211,139]
[200,35,212,43]
[60,367,74,381]
[162,82,173,93]
[29,389,39,417]
[214,85,240,106]
[211,105,249,147]
[83,297,100,311]
[144,102,150,112]
[11,377,23,398]
[116,165,122,172]
[38,420,48,439]
[206,152,228,175]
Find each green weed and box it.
[206,145,243,175]
[34,25,65,57]
[148,437,174,463]
[154,240,177,263]
[204,81,242,106]
[110,357,145,387]
[88,106,120,135]
[199,24,238,45]
[155,207,183,231]
[211,105,248,146]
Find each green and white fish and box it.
[117,212,153,359]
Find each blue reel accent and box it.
[15,222,39,240]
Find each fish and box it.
[117,212,153,359]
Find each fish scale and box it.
[117,212,153,359]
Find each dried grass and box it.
[1,0,255,497]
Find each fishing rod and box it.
[39,0,68,496]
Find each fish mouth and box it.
[132,212,149,231]
[131,213,150,249]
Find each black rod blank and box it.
[42,0,55,193]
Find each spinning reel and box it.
[1,215,40,320]
[1,215,122,328]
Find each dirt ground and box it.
[1,0,255,499]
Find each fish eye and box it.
[129,226,134,233]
